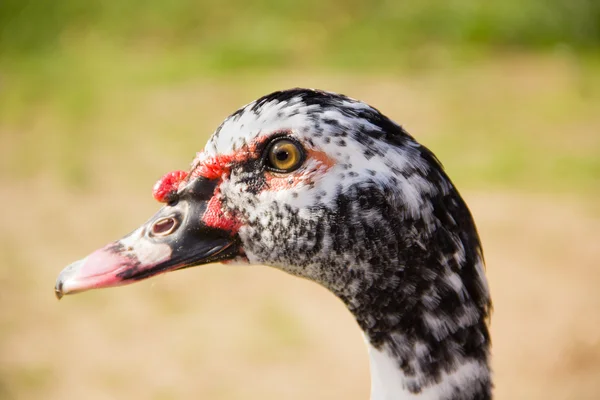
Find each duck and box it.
[55,88,492,400]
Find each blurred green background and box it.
[1,1,599,400]
[1,0,599,193]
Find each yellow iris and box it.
[268,139,303,172]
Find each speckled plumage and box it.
[193,89,492,399]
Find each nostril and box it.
[152,217,178,236]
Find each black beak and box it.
[55,177,240,299]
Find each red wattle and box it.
[203,194,242,234]
[153,170,189,203]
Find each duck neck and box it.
[322,182,493,399]
[338,251,493,400]
[331,217,492,398]
[339,253,493,400]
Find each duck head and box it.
[55,88,491,398]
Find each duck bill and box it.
[55,177,240,299]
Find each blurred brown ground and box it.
[1,57,599,400]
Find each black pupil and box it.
[276,150,289,161]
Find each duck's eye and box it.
[266,138,305,172]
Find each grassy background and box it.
[1,0,599,194]
[1,2,600,400]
